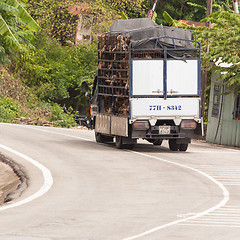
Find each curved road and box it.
[0,123,239,240]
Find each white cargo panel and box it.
[132,59,199,96]
[167,60,198,95]
[132,60,164,96]
[130,98,200,118]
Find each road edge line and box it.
[122,150,230,240]
[0,144,53,211]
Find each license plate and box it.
[159,126,171,134]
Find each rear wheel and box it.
[169,139,179,151]
[153,139,163,146]
[126,144,135,150]
[95,132,113,143]
[115,136,124,149]
[95,132,104,143]
[179,143,188,152]
[146,139,162,145]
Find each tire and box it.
[169,139,179,151]
[104,136,114,143]
[115,136,124,149]
[95,132,113,143]
[179,143,188,152]
[146,139,155,144]
[146,139,162,145]
[153,139,163,146]
[95,132,104,143]
[126,144,135,150]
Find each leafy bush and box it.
[15,33,97,113]
[0,96,20,122]
[48,103,77,128]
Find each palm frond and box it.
[0,2,18,14]
[0,14,21,50]
[5,0,40,31]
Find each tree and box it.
[27,0,80,45]
[16,33,98,110]
[99,0,151,18]
[155,0,233,25]
[0,0,39,63]
[196,10,240,94]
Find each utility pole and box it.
[206,0,213,25]
[147,0,158,19]
[233,0,239,14]
[201,0,213,123]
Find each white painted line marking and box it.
[214,210,240,213]
[0,144,53,211]
[122,151,230,240]
[200,217,240,220]
[214,176,240,178]
[28,127,93,142]
[223,184,240,186]
[185,220,240,224]
[179,223,240,228]
[207,213,240,216]
[221,208,240,210]
[195,170,240,172]
[4,124,230,239]
[222,206,240,208]
[191,151,238,154]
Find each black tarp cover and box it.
[110,18,195,55]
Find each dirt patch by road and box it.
[0,153,27,205]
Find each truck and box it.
[89,18,202,151]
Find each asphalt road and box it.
[0,123,240,240]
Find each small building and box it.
[206,62,240,147]
[68,2,93,44]
[179,20,216,27]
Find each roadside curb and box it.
[0,153,28,204]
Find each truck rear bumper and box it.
[132,126,194,143]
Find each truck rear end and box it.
[94,18,201,151]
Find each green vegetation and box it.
[0,0,39,64]
[16,33,97,109]
[154,0,231,25]
[0,0,239,127]
[196,11,240,94]
[0,96,20,122]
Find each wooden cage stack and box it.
[97,33,131,116]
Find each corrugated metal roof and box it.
[68,2,92,15]
[179,20,216,27]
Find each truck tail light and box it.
[132,121,150,130]
[181,120,197,129]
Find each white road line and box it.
[192,172,240,174]
[216,180,240,182]
[26,127,93,142]
[2,125,231,239]
[122,151,230,240]
[212,176,240,177]
[201,215,240,218]
[222,206,240,208]
[0,144,53,211]
[223,185,240,186]
[191,151,238,154]
[207,171,240,172]
[186,220,240,224]
[221,209,240,211]
[214,210,240,212]
[179,223,240,228]
[206,213,240,216]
